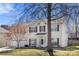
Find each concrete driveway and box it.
[0,47,13,52]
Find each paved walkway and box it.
[0,47,13,52]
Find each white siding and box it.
[19,41,28,47]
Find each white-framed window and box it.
[29,26,37,33]
[39,26,46,32]
[51,24,59,31]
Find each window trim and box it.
[39,26,46,32]
[29,26,37,33]
[51,24,59,31]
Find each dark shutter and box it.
[44,26,46,32]
[36,27,37,32]
[39,26,41,32]
[57,38,59,47]
[57,25,59,31]
[41,39,43,44]
[29,27,31,32]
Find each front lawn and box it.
[54,46,79,56]
[0,46,79,56]
[0,49,49,56]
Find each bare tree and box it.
[10,23,26,48]
[67,4,79,40]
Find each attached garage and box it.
[19,40,29,48]
[9,40,29,48]
[9,40,18,48]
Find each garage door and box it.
[10,41,17,48]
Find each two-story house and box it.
[9,18,68,48]
[26,18,68,48]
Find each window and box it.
[39,26,46,32]
[51,24,59,31]
[51,24,57,31]
[29,27,37,33]
[41,39,43,44]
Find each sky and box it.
[0,3,23,25]
[0,3,78,25]
[0,4,14,25]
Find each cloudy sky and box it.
[0,4,15,24]
[0,3,17,25]
[0,3,77,25]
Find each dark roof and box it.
[0,25,10,30]
[36,33,46,35]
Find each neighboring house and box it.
[68,24,79,45]
[0,26,10,47]
[0,25,10,30]
[68,24,79,38]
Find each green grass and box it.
[0,46,79,56]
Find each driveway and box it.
[0,47,13,52]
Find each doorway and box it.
[29,39,37,47]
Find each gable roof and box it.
[0,26,9,33]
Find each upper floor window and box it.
[39,26,46,32]
[51,24,59,31]
[29,27,37,33]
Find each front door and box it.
[29,39,37,47]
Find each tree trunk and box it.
[47,3,54,56]
[29,39,31,48]
[75,18,78,40]
[17,40,20,48]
